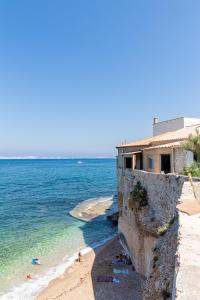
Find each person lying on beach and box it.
[32,257,41,265]
[96,275,120,283]
[117,254,127,260]
[113,254,132,265]
[25,273,32,280]
[112,256,132,265]
[112,259,127,265]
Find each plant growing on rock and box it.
[130,181,148,208]
[155,215,178,237]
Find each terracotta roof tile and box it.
[117,124,200,148]
[142,141,182,151]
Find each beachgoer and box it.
[78,252,83,262]
[26,273,32,280]
[32,257,41,265]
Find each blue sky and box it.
[0,0,200,157]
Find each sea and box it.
[0,158,117,299]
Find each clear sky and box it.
[0,0,200,158]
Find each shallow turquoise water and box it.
[0,159,117,296]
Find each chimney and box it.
[153,117,158,124]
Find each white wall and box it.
[183,117,200,127]
[153,118,184,136]
[153,117,200,136]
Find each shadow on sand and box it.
[77,199,144,300]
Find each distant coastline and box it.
[0,157,116,160]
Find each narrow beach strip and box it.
[37,236,143,300]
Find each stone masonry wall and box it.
[118,169,185,233]
[118,169,187,299]
[174,148,193,174]
[172,212,200,300]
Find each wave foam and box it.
[0,235,116,300]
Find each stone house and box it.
[117,117,200,174]
[116,118,200,298]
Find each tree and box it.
[182,129,200,195]
[183,129,200,162]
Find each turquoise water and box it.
[0,159,117,297]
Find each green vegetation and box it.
[182,129,200,178]
[155,215,178,237]
[182,162,200,178]
[130,181,148,208]
[155,225,169,236]
[168,214,179,226]
[183,129,200,161]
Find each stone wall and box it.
[118,169,187,299]
[143,147,172,173]
[174,148,193,174]
[172,212,200,300]
[118,169,185,232]
[117,146,193,174]
[143,221,179,300]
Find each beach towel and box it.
[96,276,120,283]
[113,268,129,275]
[112,259,127,265]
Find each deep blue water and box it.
[0,159,116,296]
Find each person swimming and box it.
[31,257,41,265]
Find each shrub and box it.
[155,215,178,237]
[130,181,148,207]
[182,162,200,178]
[182,129,200,162]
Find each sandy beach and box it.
[37,236,143,300]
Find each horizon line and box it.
[0,156,116,160]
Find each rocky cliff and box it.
[117,169,200,299]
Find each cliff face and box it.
[142,221,178,300]
[118,169,187,299]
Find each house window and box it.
[125,157,132,169]
[148,157,154,170]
